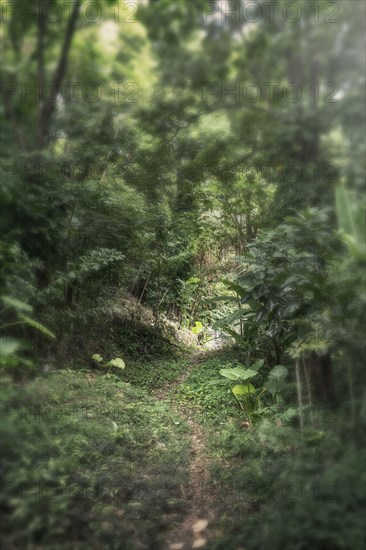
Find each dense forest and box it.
[1,1,365,549]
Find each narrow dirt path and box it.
[154,352,219,550]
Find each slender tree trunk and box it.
[309,352,336,406]
[37,0,81,149]
[130,263,143,295]
[349,364,355,427]
[295,359,304,431]
[302,356,314,426]
[138,274,150,304]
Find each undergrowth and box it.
[174,352,366,550]
[0,370,190,549]
[2,348,365,550]
[174,354,245,423]
[122,357,191,390]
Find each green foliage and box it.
[0,296,55,371]
[1,1,365,548]
[219,360,290,423]
[264,365,289,396]
[105,358,125,369]
[172,353,365,550]
[175,355,240,422]
[1,370,190,549]
[175,354,292,426]
[191,321,203,335]
[214,209,340,371]
[1,296,33,313]
[122,357,190,390]
[220,367,258,381]
[209,421,366,550]
[91,353,126,373]
[336,183,366,255]
[0,337,20,357]
[16,314,56,340]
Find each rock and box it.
[192,519,209,533]
[192,539,207,548]
[169,544,184,550]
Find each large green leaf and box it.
[220,367,258,381]
[222,279,247,298]
[232,383,256,396]
[251,359,265,372]
[191,321,203,334]
[105,358,125,370]
[220,309,247,325]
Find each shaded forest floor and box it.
[154,352,220,550]
[1,345,365,550]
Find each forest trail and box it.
[154,351,219,550]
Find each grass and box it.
[1,369,190,549]
[174,354,243,423]
[173,352,366,550]
[122,356,191,389]
[2,349,365,550]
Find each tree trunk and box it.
[37,0,81,149]
[295,359,304,431]
[307,351,336,406]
